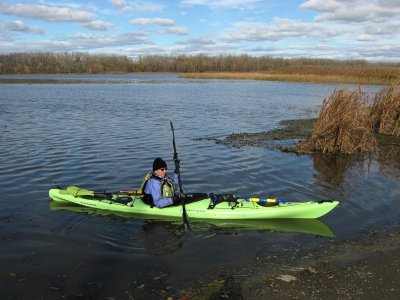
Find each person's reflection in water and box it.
[142,219,184,255]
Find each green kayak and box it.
[49,186,339,220]
[49,201,335,237]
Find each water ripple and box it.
[1,75,398,286]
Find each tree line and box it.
[1,52,399,75]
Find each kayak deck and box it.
[49,187,339,220]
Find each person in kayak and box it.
[142,157,183,208]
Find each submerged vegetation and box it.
[1,52,400,84]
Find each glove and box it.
[173,194,186,203]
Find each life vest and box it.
[141,172,176,205]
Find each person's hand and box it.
[173,194,186,203]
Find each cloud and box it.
[70,31,151,48]
[181,0,261,8]
[158,26,188,35]
[1,20,44,34]
[130,17,188,35]
[364,19,400,36]
[121,41,238,57]
[356,34,376,42]
[109,0,127,7]
[110,1,163,13]
[130,17,174,26]
[176,37,216,45]
[331,42,400,62]
[299,0,341,11]
[0,3,94,22]
[222,18,346,42]
[300,0,400,22]
[246,46,280,52]
[0,31,152,54]
[81,20,113,31]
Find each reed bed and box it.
[297,83,400,154]
[370,83,400,137]
[183,72,363,84]
[182,68,400,84]
[297,89,376,154]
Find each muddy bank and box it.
[196,118,400,156]
[4,222,399,300]
[191,225,400,299]
[194,119,316,150]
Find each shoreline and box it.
[191,223,400,299]
[189,120,400,298]
[0,72,395,85]
[196,118,400,155]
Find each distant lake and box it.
[1,74,399,298]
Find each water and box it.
[1,74,399,298]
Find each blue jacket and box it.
[143,172,179,208]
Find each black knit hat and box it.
[153,157,167,171]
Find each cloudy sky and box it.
[0,0,399,61]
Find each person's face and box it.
[154,168,167,177]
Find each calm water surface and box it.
[1,74,399,298]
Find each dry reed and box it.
[181,71,396,85]
[297,88,376,154]
[370,83,400,137]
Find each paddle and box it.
[170,120,191,230]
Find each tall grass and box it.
[182,72,393,84]
[298,83,400,154]
[370,83,400,137]
[297,89,376,154]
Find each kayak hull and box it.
[49,187,339,220]
[50,201,336,237]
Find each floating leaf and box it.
[275,274,297,282]
[308,266,317,273]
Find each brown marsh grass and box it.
[297,88,376,154]
[297,83,400,154]
[182,68,400,85]
[370,83,400,137]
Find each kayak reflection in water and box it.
[142,158,185,208]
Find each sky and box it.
[0,0,399,61]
